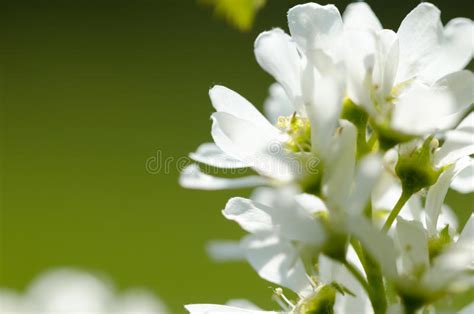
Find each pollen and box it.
[276,113,312,153]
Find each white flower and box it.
[183,2,474,314]
[181,22,350,191]
[223,187,325,296]
[395,214,474,298]
[372,112,474,232]
[288,2,473,136]
[0,268,168,314]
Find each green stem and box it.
[367,131,378,150]
[382,189,412,232]
[351,239,387,314]
[343,260,370,295]
[364,253,388,314]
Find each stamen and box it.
[272,287,295,311]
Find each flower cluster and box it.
[181,2,473,314]
[0,268,168,313]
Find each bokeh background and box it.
[1,0,473,312]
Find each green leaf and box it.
[199,0,267,31]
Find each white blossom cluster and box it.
[181,2,473,314]
[0,269,168,313]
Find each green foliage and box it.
[199,0,267,31]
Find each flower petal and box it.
[347,215,398,278]
[324,120,357,209]
[420,18,474,82]
[225,194,325,245]
[211,112,295,181]
[435,112,474,166]
[319,254,371,314]
[254,29,303,113]
[396,2,443,82]
[222,197,274,234]
[373,30,399,104]
[305,71,346,153]
[343,30,376,111]
[288,3,344,67]
[225,300,264,311]
[263,83,294,124]
[395,218,430,275]
[241,234,312,295]
[206,240,245,262]
[423,214,474,290]
[209,85,273,132]
[391,71,474,135]
[189,143,248,169]
[451,159,474,193]
[343,2,382,32]
[185,304,275,314]
[425,157,471,235]
[179,164,267,190]
[346,154,383,216]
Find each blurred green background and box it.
[0,0,472,312]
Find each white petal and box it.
[206,240,245,262]
[211,112,295,181]
[373,30,399,103]
[222,197,274,234]
[347,216,398,278]
[179,164,267,190]
[266,195,325,245]
[0,290,27,313]
[241,234,312,295]
[209,85,273,132]
[288,3,344,66]
[420,18,474,82]
[459,214,474,245]
[185,304,275,314]
[189,143,248,168]
[324,120,357,209]
[435,112,474,166]
[391,71,474,135]
[113,290,169,314]
[251,186,327,215]
[263,83,294,124]
[458,111,474,129]
[225,195,325,245]
[395,218,429,275]
[343,30,376,111]
[425,157,471,235]
[396,3,443,82]
[424,214,474,289]
[26,269,112,313]
[225,300,263,311]
[434,204,459,234]
[305,71,346,153]
[346,154,383,216]
[342,2,382,32]
[451,159,474,193]
[294,193,328,215]
[372,169,403,211]
[319,255,371,314]
[459,303,474,314]
[254,29,303,113]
